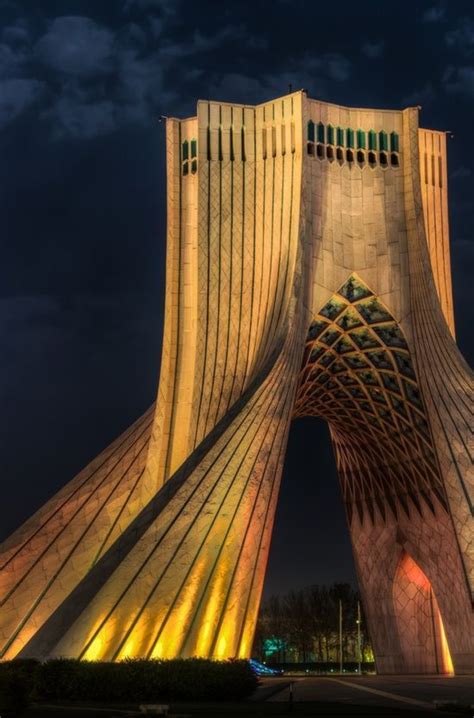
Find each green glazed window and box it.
[346,128,354,148]
[368,130,377,151]
[317,122,325,143]
[307,120,315,142]
[327,124,334,145]
[182,140,189,161]
[357,129,366,149]
[190,139,197,158]
[379,130,388,151]
[336,127,344,146]
[390,132,399,152]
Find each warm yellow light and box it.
[150,555,207,659]
[215,635,227,658]
[436,606,454,675]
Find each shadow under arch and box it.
[392,551,453,675]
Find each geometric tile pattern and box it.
[294,273,448,525]
[392,552,453,675]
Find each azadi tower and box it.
[1,91,472,674]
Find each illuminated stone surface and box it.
[0,92,472,674]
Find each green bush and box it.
[1,657,258,704]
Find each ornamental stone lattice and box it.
[1,91,472,674]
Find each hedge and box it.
[0,657,258,705]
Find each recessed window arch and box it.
[307,120,315,143]
[327,124,334,145]
[336,146,344,162]
[357,129,366,149]
[317,122,325,143]
[368,130,377,151]
[346,148,354,162]
[317,143,325,160]
[390,153,399,167]
[368,150,377,167]
[380,151,388,167]
[390,131,399,153]
[357,150,365,165]
[379,130,388,151]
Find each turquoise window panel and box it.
[368,130,377,150]
[307,120,315,142]
[317,122,325,143]
[357,129,366,149]
[336,127,344,146]
[190,139,197,157]
[346,128,354,148]
[182,140,189,161]
[379,130,388,151]
[327,125,334,145]
[390,131,399,152]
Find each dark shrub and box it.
[0,659,40,697]
[32,657,258,703]
[0,671,31,716]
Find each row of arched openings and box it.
[307,122,400,168]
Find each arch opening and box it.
[393,552,454,674]
[293,273,448,528]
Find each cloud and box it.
[323,53,351,81]
[43,92,117,140]
[0,9,348,140]
[422,6,445,23]
[401,82,435,106]
[122,0,177,15]
[159,24,261,59]
[35,16,114,77]
[362,41,384,59]
[446,18,474,56]
[443,65,474,97]
[0,77,44,128]
[450,166,472,180]
[206,52,352,108]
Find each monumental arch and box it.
[1,91,473,674]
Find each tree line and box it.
[253,583,374,665]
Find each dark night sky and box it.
[1,0,473,598]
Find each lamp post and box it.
[339,600,343,674]
[356,601,362,675]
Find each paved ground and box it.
[21,675,474,717]
[267,674,474,711]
